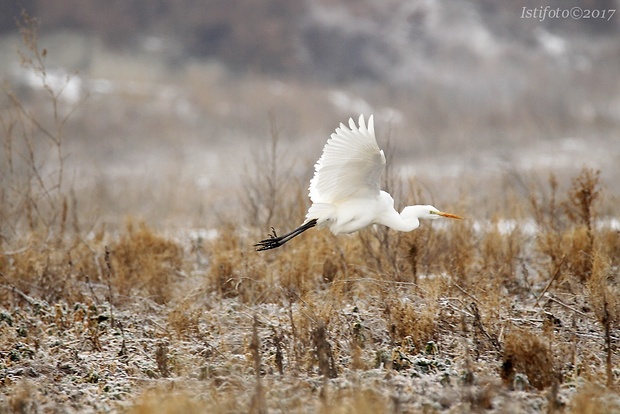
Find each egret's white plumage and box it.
[255,114,461,251]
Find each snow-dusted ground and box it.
[1,24,619,412]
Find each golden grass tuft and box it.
[167,298,202,339]
[567,382,620,414]
[387,297,438,351]
[479,220,523,293]
[110,221,183,304]
[7,381,39,414]
[323,388,390,414]
[586,248,619,387]
[127,389,206,414]
[1,244,82,304]
[501,328,555,390]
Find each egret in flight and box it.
[255,115,462,251]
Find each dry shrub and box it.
[532,167,603,290]
[564,168,600,237]
[558,168,600,283]
[444,219,477,284]
[274,232,338,297]
[2,246,76,304]
[563,225,595,283]
[585,249,618,387]
[568,383,620,414]
[7,380,39,414]
[205,223,248,299]
[536,224,597,293]
[0,14,108,307]
[206,220,338,303]
[479,221,523,293]
[501,328,555,390]
[357,226,402,279]
[393,216,474,287]
[127,389,205,414]
[468,302,502,357]
[325,388,389,414]
[206,226,282,303]
[386,297,438,350]
[398,226,433,284]
[530,173,562,231]
[285,286,371,376]
[168,298,202,339]
[0,231,113,307]
[312,320,338,379]
[598,228,620,268]
[531,177,569,292]
[534,228,564,278]
[110,221,183,304]
[127,384,393,414]
[240,113,306,232]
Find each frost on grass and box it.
[1,276,616,413]
[1,12,619,413]
[1,177,619,412]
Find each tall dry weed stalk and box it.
[241,112,303,232]
[313,320,337,404]
[479,221,523,294]
[563,168,600,281]
[249,314,266,414]
[586,250,618,387]
[564,168,600,238]
[531,168,603,290]
[1,11,83,244]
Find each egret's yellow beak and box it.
[435,211,463,219]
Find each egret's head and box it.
[403,205,463,221]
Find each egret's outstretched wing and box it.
[309,114,385,203]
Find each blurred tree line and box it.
[0,0,617,80]
[2,0,306,74]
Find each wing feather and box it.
[309,114,385,203]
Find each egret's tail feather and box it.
[254,219,318,251]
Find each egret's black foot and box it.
[254,227,282,251]
[254,219,318,252]
[254,236,286,251]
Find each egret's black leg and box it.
[254,219,318,251]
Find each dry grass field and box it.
[1,16,619,413]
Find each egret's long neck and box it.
[377,209,420,232]
[393,205,429,232]
[376,192,422,232]
[396,213,420,232]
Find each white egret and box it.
[255,114,462,251]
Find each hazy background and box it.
[1,0,619,228]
